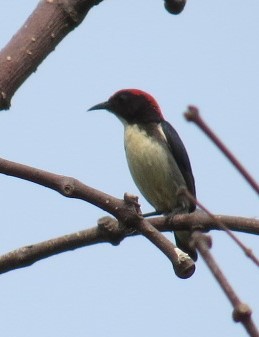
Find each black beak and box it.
[88,101,110,111]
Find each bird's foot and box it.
[142,210,163,218]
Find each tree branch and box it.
[180,188,259,266]
[0,0,103,110]
[184,106,259,195]
[0,156,258,278]
[193,232,259,337]
[1,157,258,233]
[0,157,122,216]
[0,157,196,278]
[0,213,258,275]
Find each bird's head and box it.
[88,89,165,124]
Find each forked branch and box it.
[0,156,258,277]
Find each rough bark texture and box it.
[0,0,102,109]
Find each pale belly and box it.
[124,124,187,212]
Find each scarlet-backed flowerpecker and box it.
[89,89,197,261]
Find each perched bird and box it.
[89,89,197,261]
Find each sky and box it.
[0,1,258,336]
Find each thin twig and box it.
[181,189,259,267]
[193,232,259,337]
[184,106,259,195]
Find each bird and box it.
[88,89,197,261]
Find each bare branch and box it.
[0,157,122,216]
[1,157,258,233]
[184,106,259,195]
[193,232,259,337]
[0,213,258,275]
[180,189,259,266]
[0,156,258,279]
[0,157,195,278]
[123,194,195,279]
[0,0,103,110]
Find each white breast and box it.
[124,124,186,212]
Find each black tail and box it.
[174,231,198,261]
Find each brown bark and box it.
[0,0,102,109]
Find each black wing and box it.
[161,120,196,211]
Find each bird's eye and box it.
[117,93,128,104]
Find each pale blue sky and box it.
[0,1,258,336]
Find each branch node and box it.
[97,216,123,246]
[0,91,9,110]
[184,105,200,122]
[61,178,76,196]
[192,232,212,249]
[123,192,140,208]
[63,184,74,196]
[172,248,196,279]
[122,192,142,221]
[59,0,79,24]
[232,303,252,322]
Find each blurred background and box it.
[0,1,258,336]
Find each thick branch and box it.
[0,157,196,278]
[0,157,123,217]
[1,156,259,235]
[0,213,258,275]
[0,0,102,110]
[0,156,258,276]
